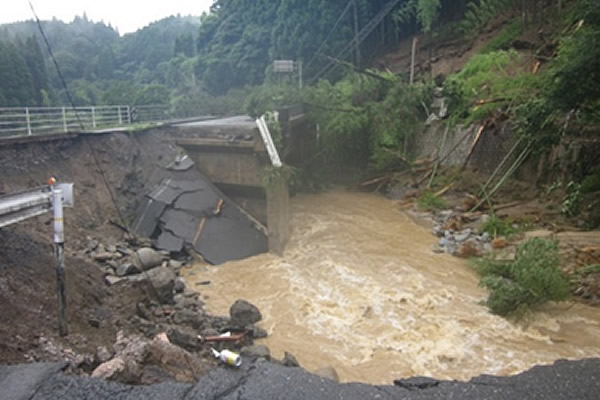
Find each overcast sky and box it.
[2,0,214,34]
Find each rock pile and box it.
[430,210,494,257]
[76,234,302,383]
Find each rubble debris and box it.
[431,209,493,256]
[92,331,207,384]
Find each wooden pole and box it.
[410,37,418,85]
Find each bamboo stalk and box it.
[470,142,532,212]
[428,123,450,189]
[479,137,523,196]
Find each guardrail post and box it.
[52,187,68,336]
[25,107,32,136]
[117,106,122,125]
[92,107,96,128]
[62,107,67,132]
[126,106,131,124]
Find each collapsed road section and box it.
[133,154,268,265]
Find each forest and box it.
[0,0,542,107]
[1,0,597,167]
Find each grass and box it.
[482,215,518,238]
[481,20,523,54]
[417,191,447,211]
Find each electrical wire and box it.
[309,0,403,84]
[304,0,354,73]
[29,1,127,226]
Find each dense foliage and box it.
[0,1,476,107]
[475,238,570,317]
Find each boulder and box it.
[95,331,206,385]
[94,346,113,365]
[241,345,271,360]
[314,366,340,382]
[167,327,201,351]
[251,326,268,339]
[454,239,483,258]
[104,275,126,286]
[174,277,186,293]
[93,252,116,262]
[136,247,164,271]
[492,237,508,249]
[145,336,206,383]
[116,262,141,277]
[92,357,140,384]
[145,267,176,304]
[229,299,262,327]
[282,351,300,367]
[172,309,204,329]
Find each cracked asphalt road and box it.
[2,358,599,400]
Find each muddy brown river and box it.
[183,190,600,384]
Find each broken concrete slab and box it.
[166,155,194,171]
[160,209,202,243]
[167,180,206,193]
[194,207,268,265]
[133,200,166,238]
[173,192,220,214]
[148,180,180,204]
[133,157,268,265]
[156,231,185,253]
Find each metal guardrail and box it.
[0,104,172,138]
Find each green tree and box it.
[21,36,50,105]
[0,40,34,106]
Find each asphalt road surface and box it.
[2,358,599,400]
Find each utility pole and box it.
[353,0,361,67]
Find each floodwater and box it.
[182,190,600,384]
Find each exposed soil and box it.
[0,128,223,373]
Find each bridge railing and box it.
[0,104,173,138]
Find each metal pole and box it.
[127,106,131,124]
[25,107,32,136]
[117,106,122,125]
[53,188,68,336]
[298,61,303,89]
[92,106,96,128]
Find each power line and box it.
[304,0,354,72]
[29,1,127,227]
[309,0,403,84]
